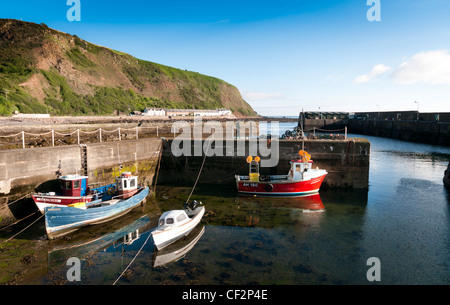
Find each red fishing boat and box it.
[32,172,138,213]
[235,151,327,196]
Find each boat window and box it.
[159,219,164,226]
[123,179,127,189]
[130,178,136,188]
[166,218,174,225]
[296,164,301,172]
[176,214,186,222]
[73,180,80,189]
[63,181,71,189]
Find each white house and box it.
[143,108,166,116]
[218,109,232,116]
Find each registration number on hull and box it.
[242,183,259,187]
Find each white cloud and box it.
[354,64,391,84]
[391,50,450,85]
[241,90,285,101]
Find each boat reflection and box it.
[152,225,205,268]
[47,212,155,267]
[270,193,325,212]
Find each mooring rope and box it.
[0,211,40,233]
[6,193,31,207]
[153,143,163,193]
[0,211,47,245]
[112,230,153,285]
[186,139,211,204]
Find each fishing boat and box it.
[32,172,141,213]
[32,174,116,213]
[44,173,149,240]
[235,151,327,196]
[151,201,205,250]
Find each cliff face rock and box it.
[0,19,256,116]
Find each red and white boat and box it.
[32,172,138,213]
[235,151,327,196]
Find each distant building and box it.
[218,108,232,116]
[143,108,166,116]
[165,108,232,117]
[165,109,191,117]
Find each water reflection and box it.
[153,225,205,268]
[47,212,154,272]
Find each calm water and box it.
[3,131,450,285]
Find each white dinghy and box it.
[151,201,205,250]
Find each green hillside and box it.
[0,19,257,116]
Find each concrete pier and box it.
[347,119,450,146]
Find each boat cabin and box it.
[289,160,313,181]
[116,172,138,199]
[158,210,190,228]
[59,175,89,197]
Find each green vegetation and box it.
[0,18,257,117]
[66,48,96,68]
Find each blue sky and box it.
[1,0,450,115]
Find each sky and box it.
[1,0,450,116]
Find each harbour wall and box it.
[0,138,161,226]
[347,119,450,147]
[157,138,370,190]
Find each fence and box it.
[0,126,164,149]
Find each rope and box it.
[0,132,23,138]
[102,128,119,133]
[153,143,163,193]
[208,162,248,183]
[24,131,53,137]
[0,211,39,233]
[54,131,78,136]
[120,127,138,132]
[6,193,31,207]
[186,139,211,203]
[112,230,153,285]
[0,211,47,245]
[79,129,100,134]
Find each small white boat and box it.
[151,201,205,250]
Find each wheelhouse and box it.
[116,172,138,199]
[59,175,89,197]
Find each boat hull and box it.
[32,194,93,213]
[152,206,205,250]
[236,174,327,196]
[45,187,149,240]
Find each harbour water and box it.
[0,127,449,285]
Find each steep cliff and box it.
[0,19,256,116]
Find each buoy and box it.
[246,156,253,163]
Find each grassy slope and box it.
[0,19,257,116]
